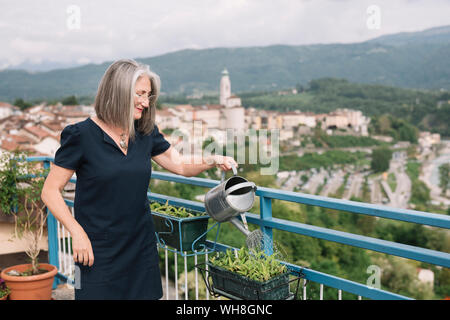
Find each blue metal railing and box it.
[146,171,450,300]
[25,156,450,299]
[150,171,450,266]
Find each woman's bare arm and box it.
[41,164,94,266]
[153,146,237,177]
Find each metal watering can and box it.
[204,164,257,237]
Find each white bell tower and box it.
[219,68,231,107]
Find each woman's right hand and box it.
[42,165,95,267]
[71,229,94,267]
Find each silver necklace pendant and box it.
[120,134,128,150]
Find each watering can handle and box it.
[221,163,238,182]
[231,163,237,176]
[225,182,257,196]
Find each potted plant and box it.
[0,150,57,300]
[0,278,10,300]
[150,200,210,252]
[202,247,299,300]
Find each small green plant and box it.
[0,150,25,215]
[0,150,49,275]
[0,278,10,299]
[209,247,287,282]
[150,200,205,218]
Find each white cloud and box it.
[0,0,449,70]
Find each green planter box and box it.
[151,211,209,252]
[206,262,291,300]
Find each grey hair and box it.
[94,58,160,141]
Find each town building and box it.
[0,102,20,120]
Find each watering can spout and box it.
[230,217,251,237]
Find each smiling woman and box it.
[133,76,156,120]
[40,58,238,300]
[93,59,161,144]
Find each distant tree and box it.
[439,92,450,101]
[438,163,450,195]
[370,115,419,143]
[377,114,392,133]
[406,145,417,159]
[300,174,309,184]
[356,215,376,235]
[396,121,418,143]
[435,267,450,298]
[174,182,202,201]
[371,147,392,173]
[13,98,32,110]
[61,95,79,105]
[411,180,431,208]
[380,255,434,299]
[149,180,180,198]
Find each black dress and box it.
[54,117,170,300]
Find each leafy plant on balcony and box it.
[0,151,23,215]
[150,200,210,252]
[209,247,287,282]
[204,247,293,300]
[0,278,10,299]
[150,200,206,218]
[0,150,49,275]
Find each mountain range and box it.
[0,25,449,102]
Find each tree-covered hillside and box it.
[0,25,449,101]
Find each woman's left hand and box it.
[211,155,238,172]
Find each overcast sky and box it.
[1,0,449,70]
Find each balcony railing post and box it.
[259,195,273,256]
[43,159,60,289]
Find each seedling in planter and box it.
[150,200,206,218]
[209,247,287,282]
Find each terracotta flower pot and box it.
[0,264,57,300]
